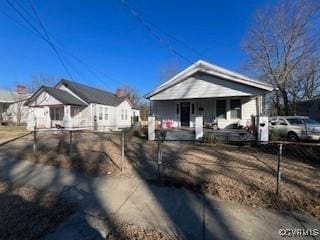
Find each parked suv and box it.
[269,116,320,141]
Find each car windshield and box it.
[304,118,320,125]
[287,118,304,125]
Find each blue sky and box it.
[0,0,270,95]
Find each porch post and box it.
[195,116,203,140]
[63,105,72,128]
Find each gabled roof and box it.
[145,60,274,99]
[25,86,87,106]
[0,89,31,103]
[58,79,128,106]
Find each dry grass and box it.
[0,125,28,144]
[0,178,75,239]
[3,131,123,176]
[125,137,320,221]
[106,223,177,240]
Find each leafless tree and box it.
[119,85,141,106]
[243,0,320,115]
[28,74,58,93]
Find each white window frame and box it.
[104,107,108,120]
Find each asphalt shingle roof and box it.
[43,87,87,106]
[59,79,127,106]
[0,89,31,102]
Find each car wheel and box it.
[287,132,299,142]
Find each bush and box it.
[203,132,217,144]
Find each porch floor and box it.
[156,127,255,142]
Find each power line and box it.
[6,0,74,79]
[124,1,209,60]
[1,1,126,88]
[119,0,193,64]
[25,0,127,87]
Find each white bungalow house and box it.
[0,85,31,125]
[145,60,274,129]
[25,79,139,130]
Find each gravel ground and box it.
[0,178,75,239]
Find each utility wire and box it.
[6,0,74,79]
[124,1,209,60]
[2,1,126,88]
[25,0,126,87]
[120,0,193,64]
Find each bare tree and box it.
[28,74,58,93]
[118,85,141,106]
[243,0,320,115]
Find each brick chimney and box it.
[17,85,26,94]
[116,88,126,97]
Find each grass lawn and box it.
[0,178,75,239]
[0,125,29,144]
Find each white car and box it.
[269,116,320,141]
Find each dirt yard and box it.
[0,125,29,144]
[124,137,320,222]
[1,131,319,222]
[0,178,75,239]
[2,131,123,176]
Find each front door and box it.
[180,102,190,127]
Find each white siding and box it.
[116,100,133,128]
[29,91,62,106]
[150,75,265,100]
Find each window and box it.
[104,108,108,120]
[125,109,128,120]
[99,107,103,120]
[230,99,241,119]
[216,100,226,119]
[121,109,124,120]
[191,103,195,114]
[176,104,179,114]
[50,107,64,121]
[71,106,80,117]
[287,118,304,125]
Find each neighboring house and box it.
[295,98,320,122]
[25,79,139,130]
[145,60,274,129]
[0,85,31,124]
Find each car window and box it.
[304,118,320,125]
[278,118,287,125]
[287,118,304,125]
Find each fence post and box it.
[121,131,125,173]
[276,143,283,196]
[33,125,37,154]
[157,140,162,179]
[69,131,73,157]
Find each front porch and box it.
[156,127,255,142]
[152,96,261,130]
[29,105,85,129]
